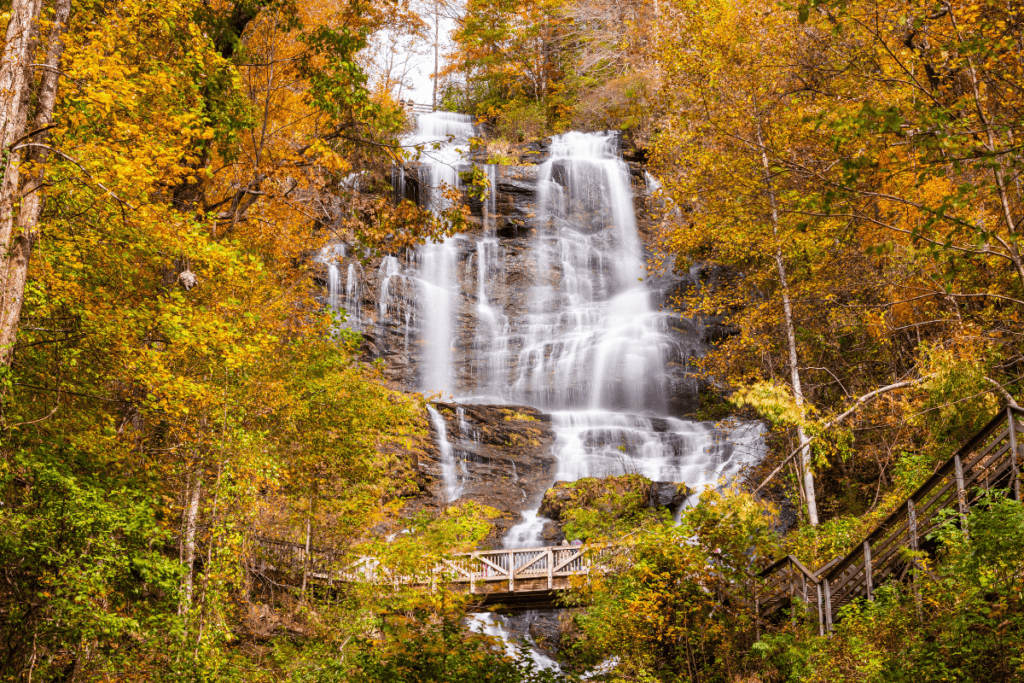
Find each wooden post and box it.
[508,551,514,593]
[816,583,824,636]
[754,578,762,639]
[863,541,873,601]
[908,499,922,621]
[1008,407,1021,501]
[907,499,918,551]
[546,549,553,589]
[301,518,311,601]
[823,577,833,632]
[954,454,969,536]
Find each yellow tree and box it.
[652,0,835,523]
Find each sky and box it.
[365,3,458,107]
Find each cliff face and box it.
[401,403,556,547]
[314,143,746,543]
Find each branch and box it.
[11,142,137,210]
[750,375,934,496]
[984,377,1020,409]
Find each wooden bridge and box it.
[252,406,1022,622]
[757,405,1023,634]
[252,540,602,611]
[399,100,436,114]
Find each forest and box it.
[0,0,1023,679]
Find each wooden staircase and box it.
[757,405,1024,633]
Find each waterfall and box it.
[427,405,463,503]
[316,244,346,314]
[405,112,476,396]
[378,255,401,321]
[327,264,340,310]
[513,131,664,413]
[496,132,759,545]
[395,124,763,672]
[345,263,360,328]
[397,122,760,544]
[468,614,559,671]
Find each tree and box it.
[0,0,72,368]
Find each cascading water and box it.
[316,244,346,314]
[387,118,763,672]
[406,112,476,398]
[427,405,464,503]
[388,116,760,535]
[468,613,560,671]
[345,263,360,328]
[495,132,760,547]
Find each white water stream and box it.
[377,113,764,672]
[391,116,764,533]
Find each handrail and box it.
[759,405,1024,629]
[250,540,603,595]
[398,100,436,114]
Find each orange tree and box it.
[648,0,1024,530]
[562,487,780,682]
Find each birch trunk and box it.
[756,122,819,526]
[0,0,71,366]
[0,0,42,321]
[180,475,202,615]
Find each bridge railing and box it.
[251,538,604,594]
[398,101,435,114]
[759,405,1023,630]
[444,545,599,592]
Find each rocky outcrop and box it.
[402,403,557,547]
[538,475,693,526]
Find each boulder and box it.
[539,475,693,526]
[649,481,692,511]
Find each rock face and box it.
[538,475,693,529]
[312,138,743,545]
[402,403,557,547]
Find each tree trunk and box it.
[756,122,819,526]
[180,474,202,615]
[432,5,439,111]
[0,0,43,334]
[0,0,71,367]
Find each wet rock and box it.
[402,403,557,546]
[649,481,691,510]
[539,475,693,525]
[537,486,575,521]
[541,520,565,545]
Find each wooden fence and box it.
[759,405,1024,631]
[399,100,435,114]
[444,545,594,594]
